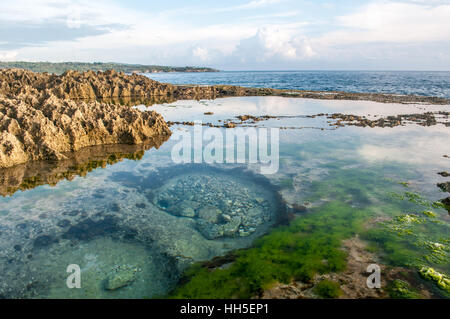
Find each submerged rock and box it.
[196,220,224,240]
[175,200,200,218]
[198,206,222,223]
[104,266,137,291]
[222,217,242,237]
[152,171,277,240]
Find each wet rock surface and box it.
[168,111,449,130]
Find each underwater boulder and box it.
[198,206,222,223]
[196,220,224,240]
[104,266,137,291]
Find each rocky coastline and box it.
[0,69,172,168]
[1,68,449,169]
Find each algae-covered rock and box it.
[419,267,450,293]
[387,279,421,299]
[396,214,422,224]
[422,211,437,218]
[104,266,137,290]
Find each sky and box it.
[0,0,449,70]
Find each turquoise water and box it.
[145,71,450,98]
[0,96,449,298]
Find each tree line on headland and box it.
[0,61,219,75]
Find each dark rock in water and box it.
[16,223,28,230]
[63,210,82,216]
[104,266,137,290]
[437,182,450,193]
[135,203,146,209]
[33,235,58,248]
[111,203,120,212]
[437,171,450,177]
[441,197,450,213]
[57,219,71,228]
[62,217,119,240]
[13,245,22,251]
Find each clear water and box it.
[0,96,449,298]
[145,71,450,98]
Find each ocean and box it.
[145,70,450,98]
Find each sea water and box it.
[0,96,448,298]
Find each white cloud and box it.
[0,0,449,70]
[231,25,315,65]
[0,50,18,61]
[320,1,450,45]
[192,47,210,62]
[213,0,284,12]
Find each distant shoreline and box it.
[0,61,219,75]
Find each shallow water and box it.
[0,96,449,298]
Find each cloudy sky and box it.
[0,0,449,70]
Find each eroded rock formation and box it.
[0,69,172,168]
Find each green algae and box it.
[398,182,410,188]
[422,211,437,218]
[388,191,444,210]
[419,267,450,293]
[364,190,449,297]
[387,279,421,299]
[365,212,449,268]
[170,201,369,299]
[314,280,342,299]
